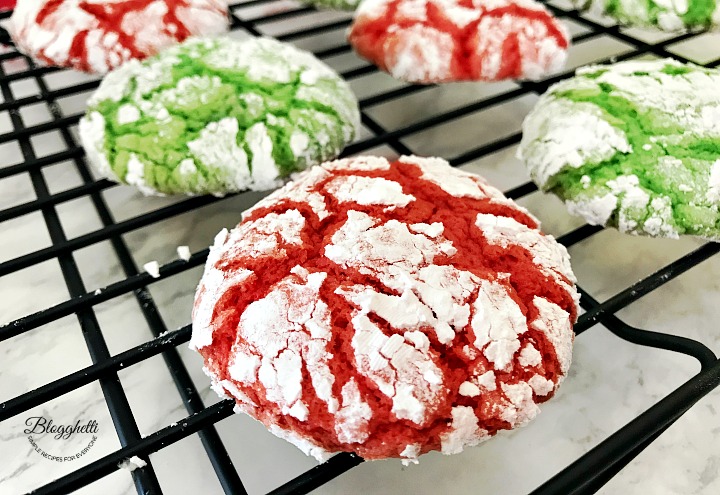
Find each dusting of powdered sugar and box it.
[520,59,720,239]
[117,104,141,125]
[566,194,618,226]
[518,343,542,368]
[159,74,223,107]
[245,166,331,222]
[387,25,455,82]
[531,296,574,374]
[518,97,632,188]
[707,160,720,202]
[203,35,334,84]
[224,209,305,260]
[576,59,720,132]
[335,379,373,443]
[459,381,481,397]
[191,264,254,350]
[78,112,119,181]
[499,382,540,427]
[440,406,490,454]
[187,117,251,191]
[192,155,577,463]
[230,270,336,419]
[474,1,568,81]
[476,370,497,391]
[79,35,359,196]
[9,0,228,74]
[475,213,579,302]
[351,0,568,83]
[471,280,527,371]
[336,265,474,346]
[245,122,284,191]
[577,0,716,31]
[125,153,160,196]
[606,175,678,238]
[528,375,555,396]
[324,176,415,209]
[350,313,444,425]
[401,155,504,200]
[190,227,256,350]
[325,156,392,172]
[325,210,458,291]
[409,222,445,237]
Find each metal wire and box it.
[0,1,719,494]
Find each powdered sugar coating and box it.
[79,112,118,181]
[519,58,720,240]
[440,406,489,454]
[325,176,416,209]
[9,0,228,73]
[519,98,632,188]
[192,155,577,461]
[474,213,579,303]
[79,36,359,196]
[348,0,569,83]
[575,0,720,31]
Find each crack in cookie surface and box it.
[191,155,578,462]
[519,58,720,240]
[10,0,229,73]
[79,36,360,196]
[348,0,569,83]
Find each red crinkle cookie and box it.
[191,155,579,463]
[348,0,570,83]
[9,0,228,73]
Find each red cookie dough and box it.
[9,0,228,73]
[0,1,15,12]
[348,0,570,83]
[191,155,579,462]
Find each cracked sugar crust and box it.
[78,36,360,197]
[348,0,569,83]
[191,155,578,462]
[518,58,720,241]
[9,0,229,74]
[573,0,720,31]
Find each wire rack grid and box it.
[0,1,719,494]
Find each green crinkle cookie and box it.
[574,0,720,31]
[79,36,360,196]
[518,58,720,241]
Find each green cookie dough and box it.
[575,0,720,31]
[79,36,360,196]
[518,58,720,240]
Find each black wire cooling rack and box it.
[1,1,720,494]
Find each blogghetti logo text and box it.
[24,416,100,462]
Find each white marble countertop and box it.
[1,1,720,494]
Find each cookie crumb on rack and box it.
[118,456,147,471]
[143,261,160,278]
[177,246,191,261]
